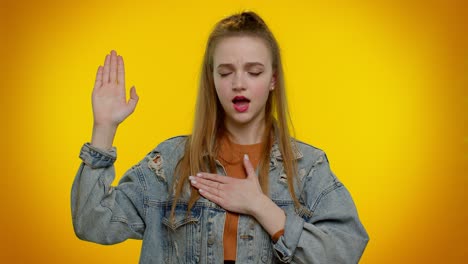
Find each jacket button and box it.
[207,237,214,245]
[261,255,268,262]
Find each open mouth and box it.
[232,96,250,112]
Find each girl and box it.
[72,11,369,263]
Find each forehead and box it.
[213,36,272,67]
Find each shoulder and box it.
[292,138,338,184]
[147,135,188,157]
[142,135,189,170]
[155,135,188,151]
[293,138,330,168]
[291,139,345,210]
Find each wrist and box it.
[250,194,270,219]
[93,122,119,130]
[250,194,286,236]
[91,123,118,150]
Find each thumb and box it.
[127,85,139,111]
[243,154,256,178]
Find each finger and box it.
[94,66,103,90]
[102,54,110,83]
[199,189,223,206]
[196,181,222,197]
[126,86,139,113]
[243,154,256,178]
[196,172,231,184]
[109,50,117,83]
[117,55,125,86]
[190,176,224,191]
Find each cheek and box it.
[251,81,271,102]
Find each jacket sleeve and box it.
[272,152,369,263]
[71,143,146,245]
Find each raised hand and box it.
[92,50,139,128]
[90,50,139,150]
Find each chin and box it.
[230,117,252,125]
[227,112,263,126]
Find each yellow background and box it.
[2,0,466,263]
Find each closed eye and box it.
[219,72,262,77]
[219,72,232,77]
[249,72,263,76]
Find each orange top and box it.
[217,135,264,261]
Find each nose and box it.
[232,72,246,91]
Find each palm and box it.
[92,50,138,127]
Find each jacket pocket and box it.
[162,204,202,264]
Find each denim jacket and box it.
[71,136,369,263]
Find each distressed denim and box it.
[71,136,369,263]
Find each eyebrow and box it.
[216,62,265,69]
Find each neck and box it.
[224,117,266,145]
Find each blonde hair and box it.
[171,11,299,218]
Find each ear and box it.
[270,72,277,90]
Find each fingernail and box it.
[190,179,197,184]
[244,154,249,160]
[196,173,202,177]
[189,176,194,180]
